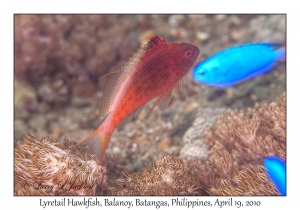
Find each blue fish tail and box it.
[262,42,285,61]
[245,45,285,80]
[275,47,286,61]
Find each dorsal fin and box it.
[146,35,166,50]
[98,71,123,117]
[98,35,166,118]
[98,39,149,117]
[251,42,282,49]
[98,70,121,81]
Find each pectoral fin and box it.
[151,79,185,110]
[152,88,173,110]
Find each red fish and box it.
[76,35,200,165]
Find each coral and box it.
[107,152,278,196]
[108,154,199,196]
[108,92,285,196]
[14,133,107,196]
[207,164,278,195]
[203,92,286,165]
[14,93,285,196]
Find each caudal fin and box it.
[76,125,111,165]
[275,47,286,61]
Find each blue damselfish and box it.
[193,43,285,87]
[264,156,286,196]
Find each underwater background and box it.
[14,15,286,195]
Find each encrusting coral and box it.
[180,108,226,161]
[203,92,286,165]
[14,93,285,196]
[14,133,107,196]
[109,92,285,196]
[108,150,278,196]
[108,154,198,196]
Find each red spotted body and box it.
[76,35,200,165]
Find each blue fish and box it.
[264,156,286,196]
[193,43,285,87]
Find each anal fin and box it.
[247,62,281,79]
[117,105,145,129]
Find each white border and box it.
[3,1,298,209]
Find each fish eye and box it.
[184,50,193,58]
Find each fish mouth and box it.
[191,46,200,62]
[193,46,200,59]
